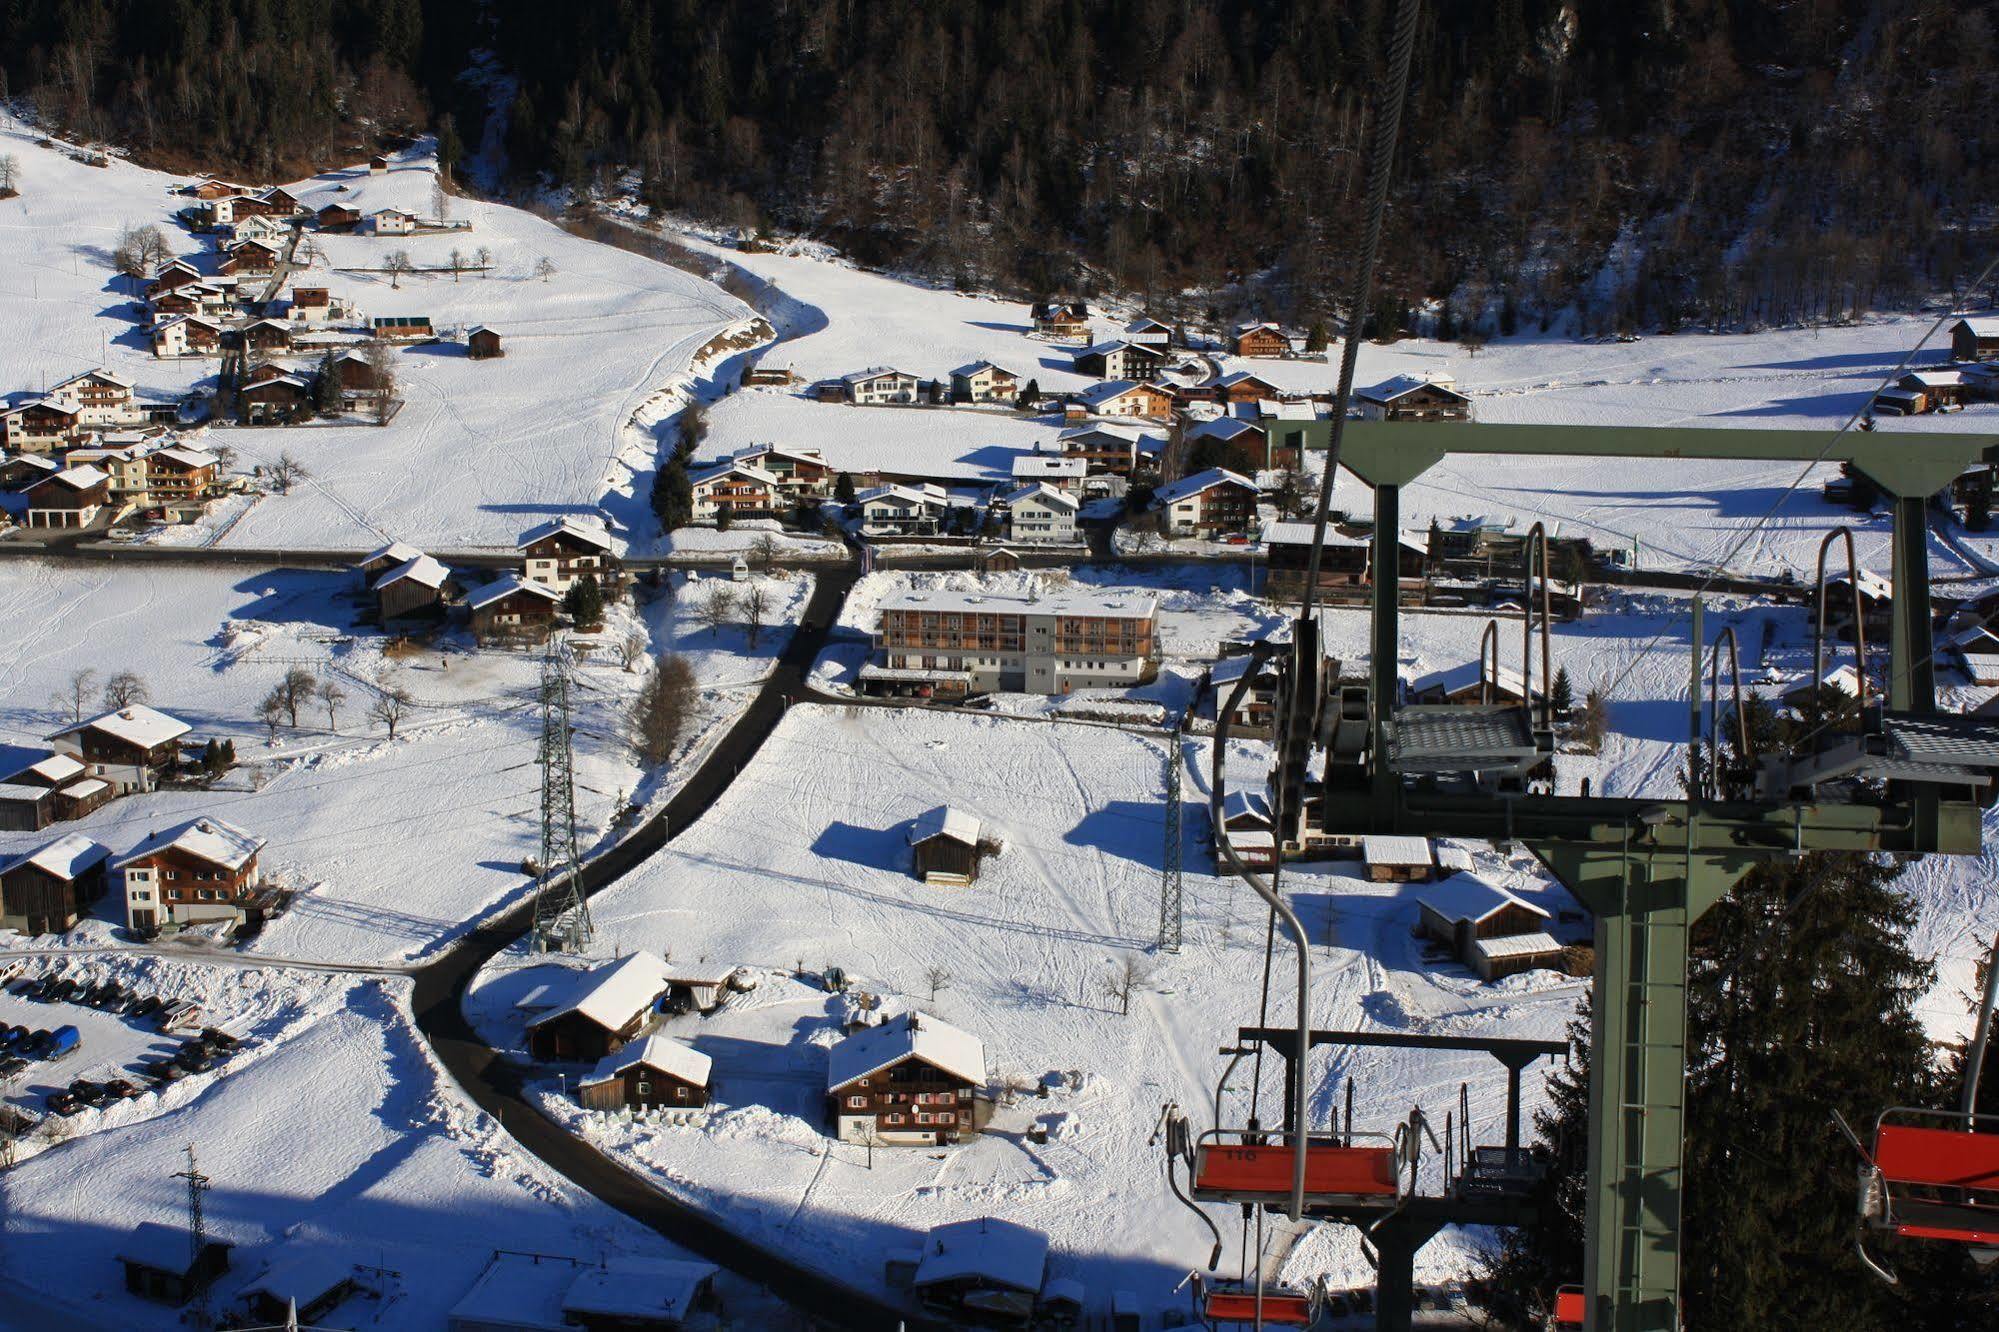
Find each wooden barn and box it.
[1233,322,1290,358]
[467,573,562,642]
[0,834,111,935]
[525,951,669,1062]
[467,326,504,359]
[1414,873,1564,981]
[1952,318,1999,364]
[372,553,455,621]
[574,1033,712,1111]
[911,1217,1049,1326]
[910,807,985,885]
[49,704,190,793]
[1361,834,1435,882]
[119,1221,235,1306]
[826,1010,987,1145]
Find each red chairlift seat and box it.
[1870,1112,1999,1245]
[1202,1282,1316,1327]
[1191,1132,1402,1207]
[1549,1285,1585,1329]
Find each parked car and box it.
[44,1091,79,1116]
[44,1025,80,1060]
[173,1045,215,1073]
[48,978,79,1002]
[10,977,39,996]
[0,1025,24,1052]
[127,995,162,1020]
[23,1029,54,1057]
[69,1080,107,1108]
[139,1058,185,1084]
[200,1027,241,1050]
[101,1078,139,1101]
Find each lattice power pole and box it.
[173,1143,212,1326]
[531,637,591,953]
[1157,722,1184,952]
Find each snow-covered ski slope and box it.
[0,119,751,552]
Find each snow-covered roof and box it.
[1954,628,1999,659]
[1000,482,1080,511]
[448,1253,577,1329]
[1078,338,1149,359]
[1010,455,1087,478]
[1957,317,1999,338]
[467,572,562,610]
[0,782,47,804]
[1189,416,1260,441]
[913,1217,1048,1294]
[1259,520,1368,549]
[118,1220,243,1271]
[1154,467,1256,505]
[240,1249,357,1306]
[841,365,916,384]
[1471,931,1565,963]
[1235,321,1282,334]
[579,1032,712,1089]
[60,778,108,800]
[373,554,451,591]
[1903,369,1971,389]
[1415,872,1549,926]
[1125,317,1172,333]
[243,373,310,391]
[1057,422,1144,445]
[9,752,84,784]
[730,442,825,466]
[690,460,780,487]
[41,464,110,491]
[826,1010,985,1091]
[518,516,614,553]
[1214,370,1277,389]
[54,367,135,391]
[7,834,110,881]
[529,951,668,1035]
[1072,379,1167,409]
[51,704,191,750]
[1221,789,1272,826]
[950,360,1014,378]
[114,816,263,872]
[355,540,422,569]
[1826,567,1893,601]
[856,483,949,510]
[154,445,218,468]
[880,588,1157,620]
[911,806,982,847]
[1210,653,1275,687]
[1362,834,1433,868]
[1407,660,1531,700]
[1360,374,1469,404]
[561,1259,718,1323]
[0,453,59,474]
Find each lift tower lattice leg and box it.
[1158,722,1184,952]
[531,636,591,954]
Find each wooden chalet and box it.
[144,446,220,512]
[0,452,59,491]
[218,238,281,275]
[317,202,362,230]
[150,313,223,357]
[526,951,669,1062]
[239,318,294,353]
[368,154,389,173]
[826,1010,987,1145]
[689,460,780,523]
[353,539,423,587]
[1357,375,1472,422]
[120,1221,235,1305]
[0,783,54,833]
[909,807,985,885]
[911,1217,1049,1327]
[184,177,245,200]
[1952,318,1999,364]
[328,348,389,399]
[1057,422,1150,474]
[238,372,310,423]
[372,553,455,620]
[1216,788,1277,870]
[467,572,563,642]
[518,517,621,593]
[728,443,834,497]
[146,261,201,297]
[575,1033,712,1111]
[3,399,83,452]
[1406,659,1537,708]
[0,834,111,935]
[1361,834,1435,883]
[467,326,504,359]
[115,816,264,934]
[949,360,1020,403]
[1153,467,1258,537]
[1188,416,1288,474]
[49,704,190,794]
[23,465,110,528]
[1415,873,1564,981]
[1030,300,1091,337]
[1212,371,1280,405]
[1073,339,1165,381]
[1260,521,1427,605]
[1233,322,1289,358]
[1069,380,1173,420]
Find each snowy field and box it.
[0,559,809,965]
[0,120,752,554]
[467,704,1589,1316]
[700,388,1073,483]
[0,956,770,1331]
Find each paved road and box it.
[405,557,934,1331]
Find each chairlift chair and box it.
[1190,1126,1406,1210]
[1194,1274,1319,1328]
[1835,933,1999,1282]
[1547,1285,1585,1330]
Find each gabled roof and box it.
[827,1009,984,1091]
[1125,317,1172,334]
[841,365,916,384]
[373,554,451,591]
[1189,416,1261,442]
[53,368,135,391]
[154,445,218,469]
[561,1259,719,1323]
[1235,321,1283,334]
[856,483,948,509]
[911,806,982,847]
[467,572,562,610]
[1826,567,1893,601]
[114,816,262,872]
[241,373,310,391]
[1359,375,1470,405]
[1000,481,1081,512]
[518,516,614,553]
[8,752,84,784]
[578,1032,712,1089]
[467,324,498,337]
[1011,455,1087,477]
[1361,834,1432,868]
[153,313,223,332]
[225,236,282,254]
[34,464,109,493]
[1472,931,1564,963]
[950,360,1015,379]
[914,1217,1048,1295]
[1073,379,1169,409]
[689,460,780,488]
[1214,370,1278,390]
[528,951,668,1035]
[1078,338,1160,360]
[7,398,77,418]
[1956,317,1999,338]
[1407,659,1531,700]
[1415,872,1550,927]
[356,540,422,569]
[0,453,60,475]
[1154,467,1256,506]
[1221,789,1273,826]
[118,1221,239,1273]
[6,834,111,882]
[1057,422,1144,445]
[731,442,826,466]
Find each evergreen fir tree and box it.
[651,461,693,530]
[1549,665,1573,717]
[313,350,342,415]
[1016,378,1040,410]
[834,471,855,503]
[1304,319,1329,352]
[563,573,604,627]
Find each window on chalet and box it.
[637,1081,653,1096]
[848,1095,868,1109]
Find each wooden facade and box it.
[470,586,559,641]
[912,833,981,884]
[0,855,107,935]
[467,327,504,359]
[528,1007,647,1063]
[829,1056,979,1144]
[1233,325,1289,358]
[576,1060,709,1112]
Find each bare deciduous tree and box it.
[269,453,309,494]
[474,245,492,273]
[534,256,556,283]
[384,249,413,289]
[111,222,169,288]
[615,628,647,672]
[258,690,285,743]
[101,671,149,711]
[694,584,739,637]
[318,679,347,730]
[447,246,465,282]
[750,532,779,571]
[1104,956,1154,1016]
[632,653,698,763]
[276,667,317,727]
[924,965,952,1001]
[743,580,771,649]
[369,679,413,738]
[52,669,96,723]
[364,341,398,425]
[430,176,451,222]
[0,154,20,195]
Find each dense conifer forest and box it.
[4,1,1994,330]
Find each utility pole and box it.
[1157,722,1184,952]
[531,636,591,953]
[173,1144,212,1327]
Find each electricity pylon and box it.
[531,636,591,953]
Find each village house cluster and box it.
[0,370,223,529]
[352,516,625,643]
[0,702,270,939]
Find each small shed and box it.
[1361,834,1434,882]
[910,806,985,885]
[373,553,454,621]
[239,1249,362,1325]
[0,783,54,832]
[1415,873,1552,954]
[468,326,505,359]
[1218,789,1276,870]
[119,1220,235,1305]
[913,1216,1049,1324]
[525,951,669,1062]
[978,547,1023,573]
[560,1258,721,1329]
[1958,628,1999,686]
[575,1033,712,1112]
[661,962,737,1014]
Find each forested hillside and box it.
[6,0,1995,333]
